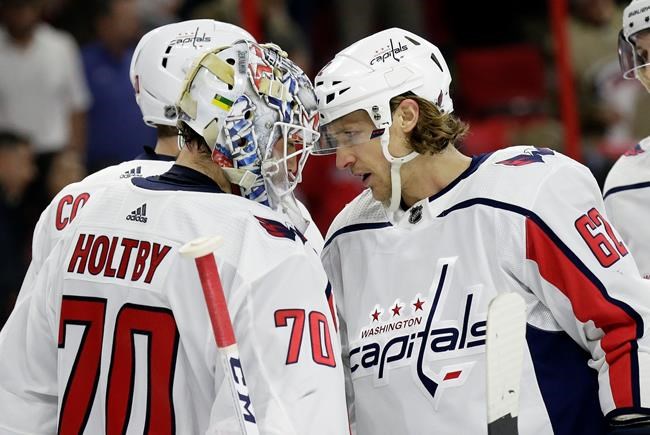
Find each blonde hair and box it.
[389,93,468,155]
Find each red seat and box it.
[461,117,513,155]
[454,44,547,117]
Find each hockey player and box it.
[14,20,256,304]
[313,28,650,434]
[603,0,650,279]
[15,20,323,309]
[0,41,348,433]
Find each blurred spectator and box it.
[0,132,37,328]
[0,0,90,193]
[82,0,156,172]
[46,150,87,199]
[568,0,650,183]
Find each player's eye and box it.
[340,131,361,143]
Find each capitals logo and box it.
[624,143,645,156]
[496,147,555,166]
[349,258,487,407]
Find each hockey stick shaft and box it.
[193,254,236,348]
[181,237,259,435]
[486,292,526,435]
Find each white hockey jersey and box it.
[17,158,174,304]
[19,157,323,304]
[0,165,348,434]
[603,138,650,279]
[322,146,650,435]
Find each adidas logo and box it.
[120,166,143,179]
[126,203,148,223]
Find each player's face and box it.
[271,136,299,175]
[330,110,392,202]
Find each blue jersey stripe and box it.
[526,325,606,434]
[603,181,650,200]
[324,222,392,249]
[439,197,643,409]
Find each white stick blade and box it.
[179,235,223,259]
[486,292,526,435]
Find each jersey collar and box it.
[134,146,176,162]
[391,153,491,227]
[132,164,225,193]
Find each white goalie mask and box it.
[176,41,320,228]
[129,19,255,127]
[619,0,650,91]
[313,27,453,213]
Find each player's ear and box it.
[396,99,419,134]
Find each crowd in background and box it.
[0,0,644,326]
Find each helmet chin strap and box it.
[380,129,418,212]
[637,70,650,93]
[222,167,258,190]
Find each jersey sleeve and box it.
[229,252,348,434]
[16,185,92,304]
[507,160,650,419]
[167,237,349,435]
[0,243,61,433]
[321,235,356,432]
[604,188,650,279]
[16,205,51,305]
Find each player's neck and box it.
[154,136,179,159]
[400,145,472,208]
[175,148,232,193]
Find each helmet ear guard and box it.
[314,28,454,213]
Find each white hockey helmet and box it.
[619,0,650,88]
[313,28,453,212]
[176,41,319,222]
[130,19,255,127]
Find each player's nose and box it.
[286,154,298,175]
[335,146,355,170]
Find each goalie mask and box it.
[176,41,319,228]
[313,27,453,213]
[619,0,650,91]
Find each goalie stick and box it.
[180,236,259,435]
[486,292,527,435]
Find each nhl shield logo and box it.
[408,204,423,224]
[164,105,177,119]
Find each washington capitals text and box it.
[350,267,486,393]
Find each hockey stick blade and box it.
[180,236,259,435]
[486,292,526,435]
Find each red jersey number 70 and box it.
[274,309,336,367]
